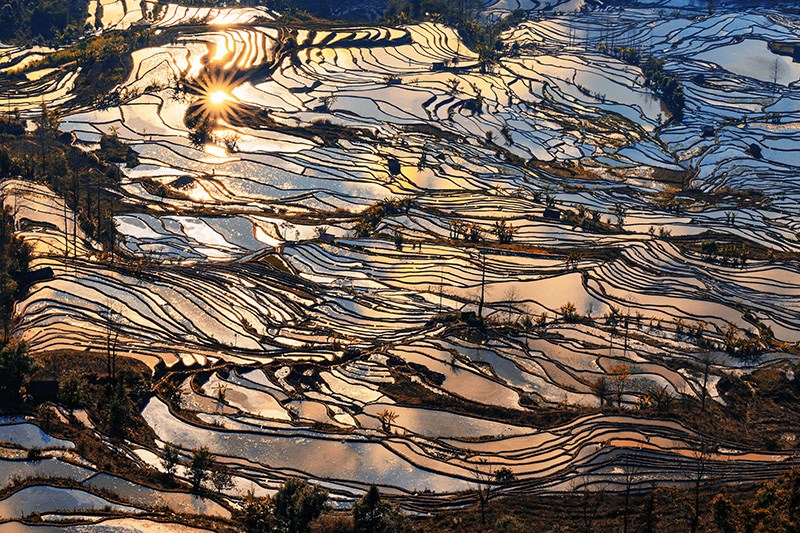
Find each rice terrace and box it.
[0,0,799,531]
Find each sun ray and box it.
[181,66,250,132]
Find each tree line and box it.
[0,181,33,404]
[0,108,124,260]
[158,444,413,533]
[598,43,686,121]
[0,0,90,44]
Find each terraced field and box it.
[1,0,800,527]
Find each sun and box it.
[181,67,253,135]
[208,90,230,107]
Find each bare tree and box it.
[63,193,69,260]
[687,438,714,533]
[574,476,598,533]
[438,263,445,313]
[620,452,642,533]
[36,103,60,177]
[772,57,782,87]
[697,352,716,413]
[643,484,660,533]
[622,305,633,358]
[503,286,520,324]
[614,203,627,227]
[580,482,594,533]
[102,304,121,381]
[609,363,632,407]
[477,250,487,319]
[470,458,515,527]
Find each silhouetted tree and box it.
[211,462,234,494]
[353,485,411,533]
[160,443,181,477]
[0,205,29,341]
[0,341,35,401]
[272,478,329,533]
[189,447,213,492]
[471,459,516,526]
[241,491,273,533]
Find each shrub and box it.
[59,374,88,410]
[492,220,516,244]
[495,515,524,533]
[26,447,43,462]
[310,514,354,533]
[559,302,581,323]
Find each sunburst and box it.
[208,90,230,107]
[184,67,245,127]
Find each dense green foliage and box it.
[0,0,90,44]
